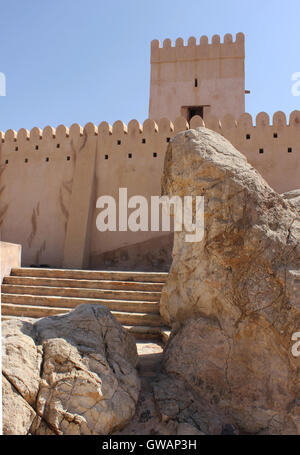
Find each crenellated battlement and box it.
[151,33,245,63]
[151,32,244,48]
[1,110,300,148]
[1,110,298,197]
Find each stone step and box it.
[1,303,164,327]
[3,276,164,292]
[1,284,161,302]
[161,329,171,344]
[10,268,168,283]
[1,293,159,314]
[136,341,164,376]
[125,326,168,342]
[1,316,169,343]
[2,315,36,323]
[2,267,170,343]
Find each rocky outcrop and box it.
[2,304,140,435]
[159,127,300,434]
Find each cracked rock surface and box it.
[2,304,140,435]
[159,127,300,434]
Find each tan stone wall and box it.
[89,118,185,266]
[0,112,299,269]
[207,111,300,194]
[0,241,21,282]
[0,124,90,267]
[149,33,245,122]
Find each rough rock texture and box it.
[160,127,300,434]
[2,304,140,435]
[282,189,300,213]
[115,342,202,436]
[2,375,36,435]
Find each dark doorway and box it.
[188,106,203,121]
[181,105,208,122]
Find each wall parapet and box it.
[151,33,245,63]
[1,110,300,149]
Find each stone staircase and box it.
[1,268,170,342]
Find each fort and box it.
[2,32,300,436]
[0,32,299,271]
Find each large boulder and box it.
[2,304,140,435]
[160,127,300,434]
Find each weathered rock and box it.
[176,423,205,436]
[282,188,300,201]
[282,189,300,213]
[2,318,42,407]
[2,304,140,435]
[160,127,300,434]
[2,375,36,435]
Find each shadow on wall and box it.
[89,233,173,272]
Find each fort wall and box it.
[0,111,299,270]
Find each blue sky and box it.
[0,0,300,132]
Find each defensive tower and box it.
[149,33,246,122]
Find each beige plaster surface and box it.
[0,241,21,282]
